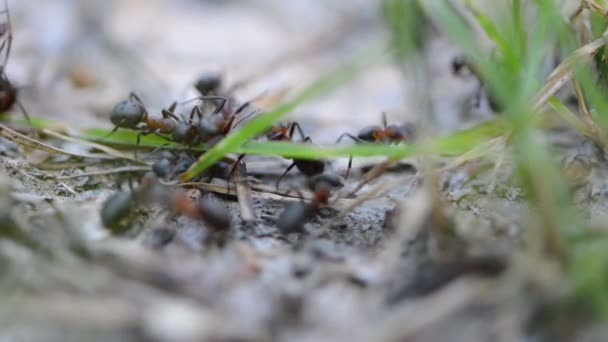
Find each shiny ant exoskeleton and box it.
[0,3,29,121]
[101,172,231,233]
[335,112,415,179]
[276,173,343,234]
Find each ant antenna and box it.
[232,110,257,128]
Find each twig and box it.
[0,124,115,160]
[54,166,151,179]
[234,161,256,223]
[42,128,143,164]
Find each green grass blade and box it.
[179,50,384,181]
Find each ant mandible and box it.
[276,173,343,234]
[335,112,415,179]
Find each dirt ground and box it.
[1,1,605,341]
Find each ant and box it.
[226,121,325,191]
[276,173,343,234]
[109,93,246,150]
[451,55,502,112]
[101,172,231,233]
[268,122,326,191]
[0,2,29,121]
[335,112,415,179]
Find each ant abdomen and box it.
[294,159,325,177]
[100,191,136,231]
[357,126,382,142]
[198,198,231,231]
[110,98,146,128]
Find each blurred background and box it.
[8,0,487,141]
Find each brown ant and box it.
[226,121,325,191]
[0,2,29,121]
[451,55,502,112]
[276,173,343,234]
[101,172,231,233]
[269,122,326,191]
[109,93,252,152]
[335,112,415,179]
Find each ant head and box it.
[194,74,222,95]
[357,125,382,142]
[110,97,146,128]
[308,173,343,193]
[198,117,219,139]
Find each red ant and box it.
[108,93,250,150]
[101,172,231,233]
[336,112,415,179]
[276,173,343,234]
[0,2,29,121]
[226,121,325,191]
[269,122,326,190]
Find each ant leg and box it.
[103,125,120,139]
[334,134,364,181]
[226,153,247,192]
[381,112,388,129]
[129,92,145,105]
[299,136,312,144]
[276,162,297,192]
[144,143,171,158]
[335,133,365,144]
[288,122,307,141]
[167,101,177,112]
[15,100,31,122]
[161,108,181,121]
[232,110,257,129]
[189,106,203,122]
[344,156,353,181]
[233,101,250,115]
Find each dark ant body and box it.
[277,173,343,234]
[101,173,231,233]
[0,4,29,121]
[109,93,251,152]
[451,55,502,112]
[336,113,415,179]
